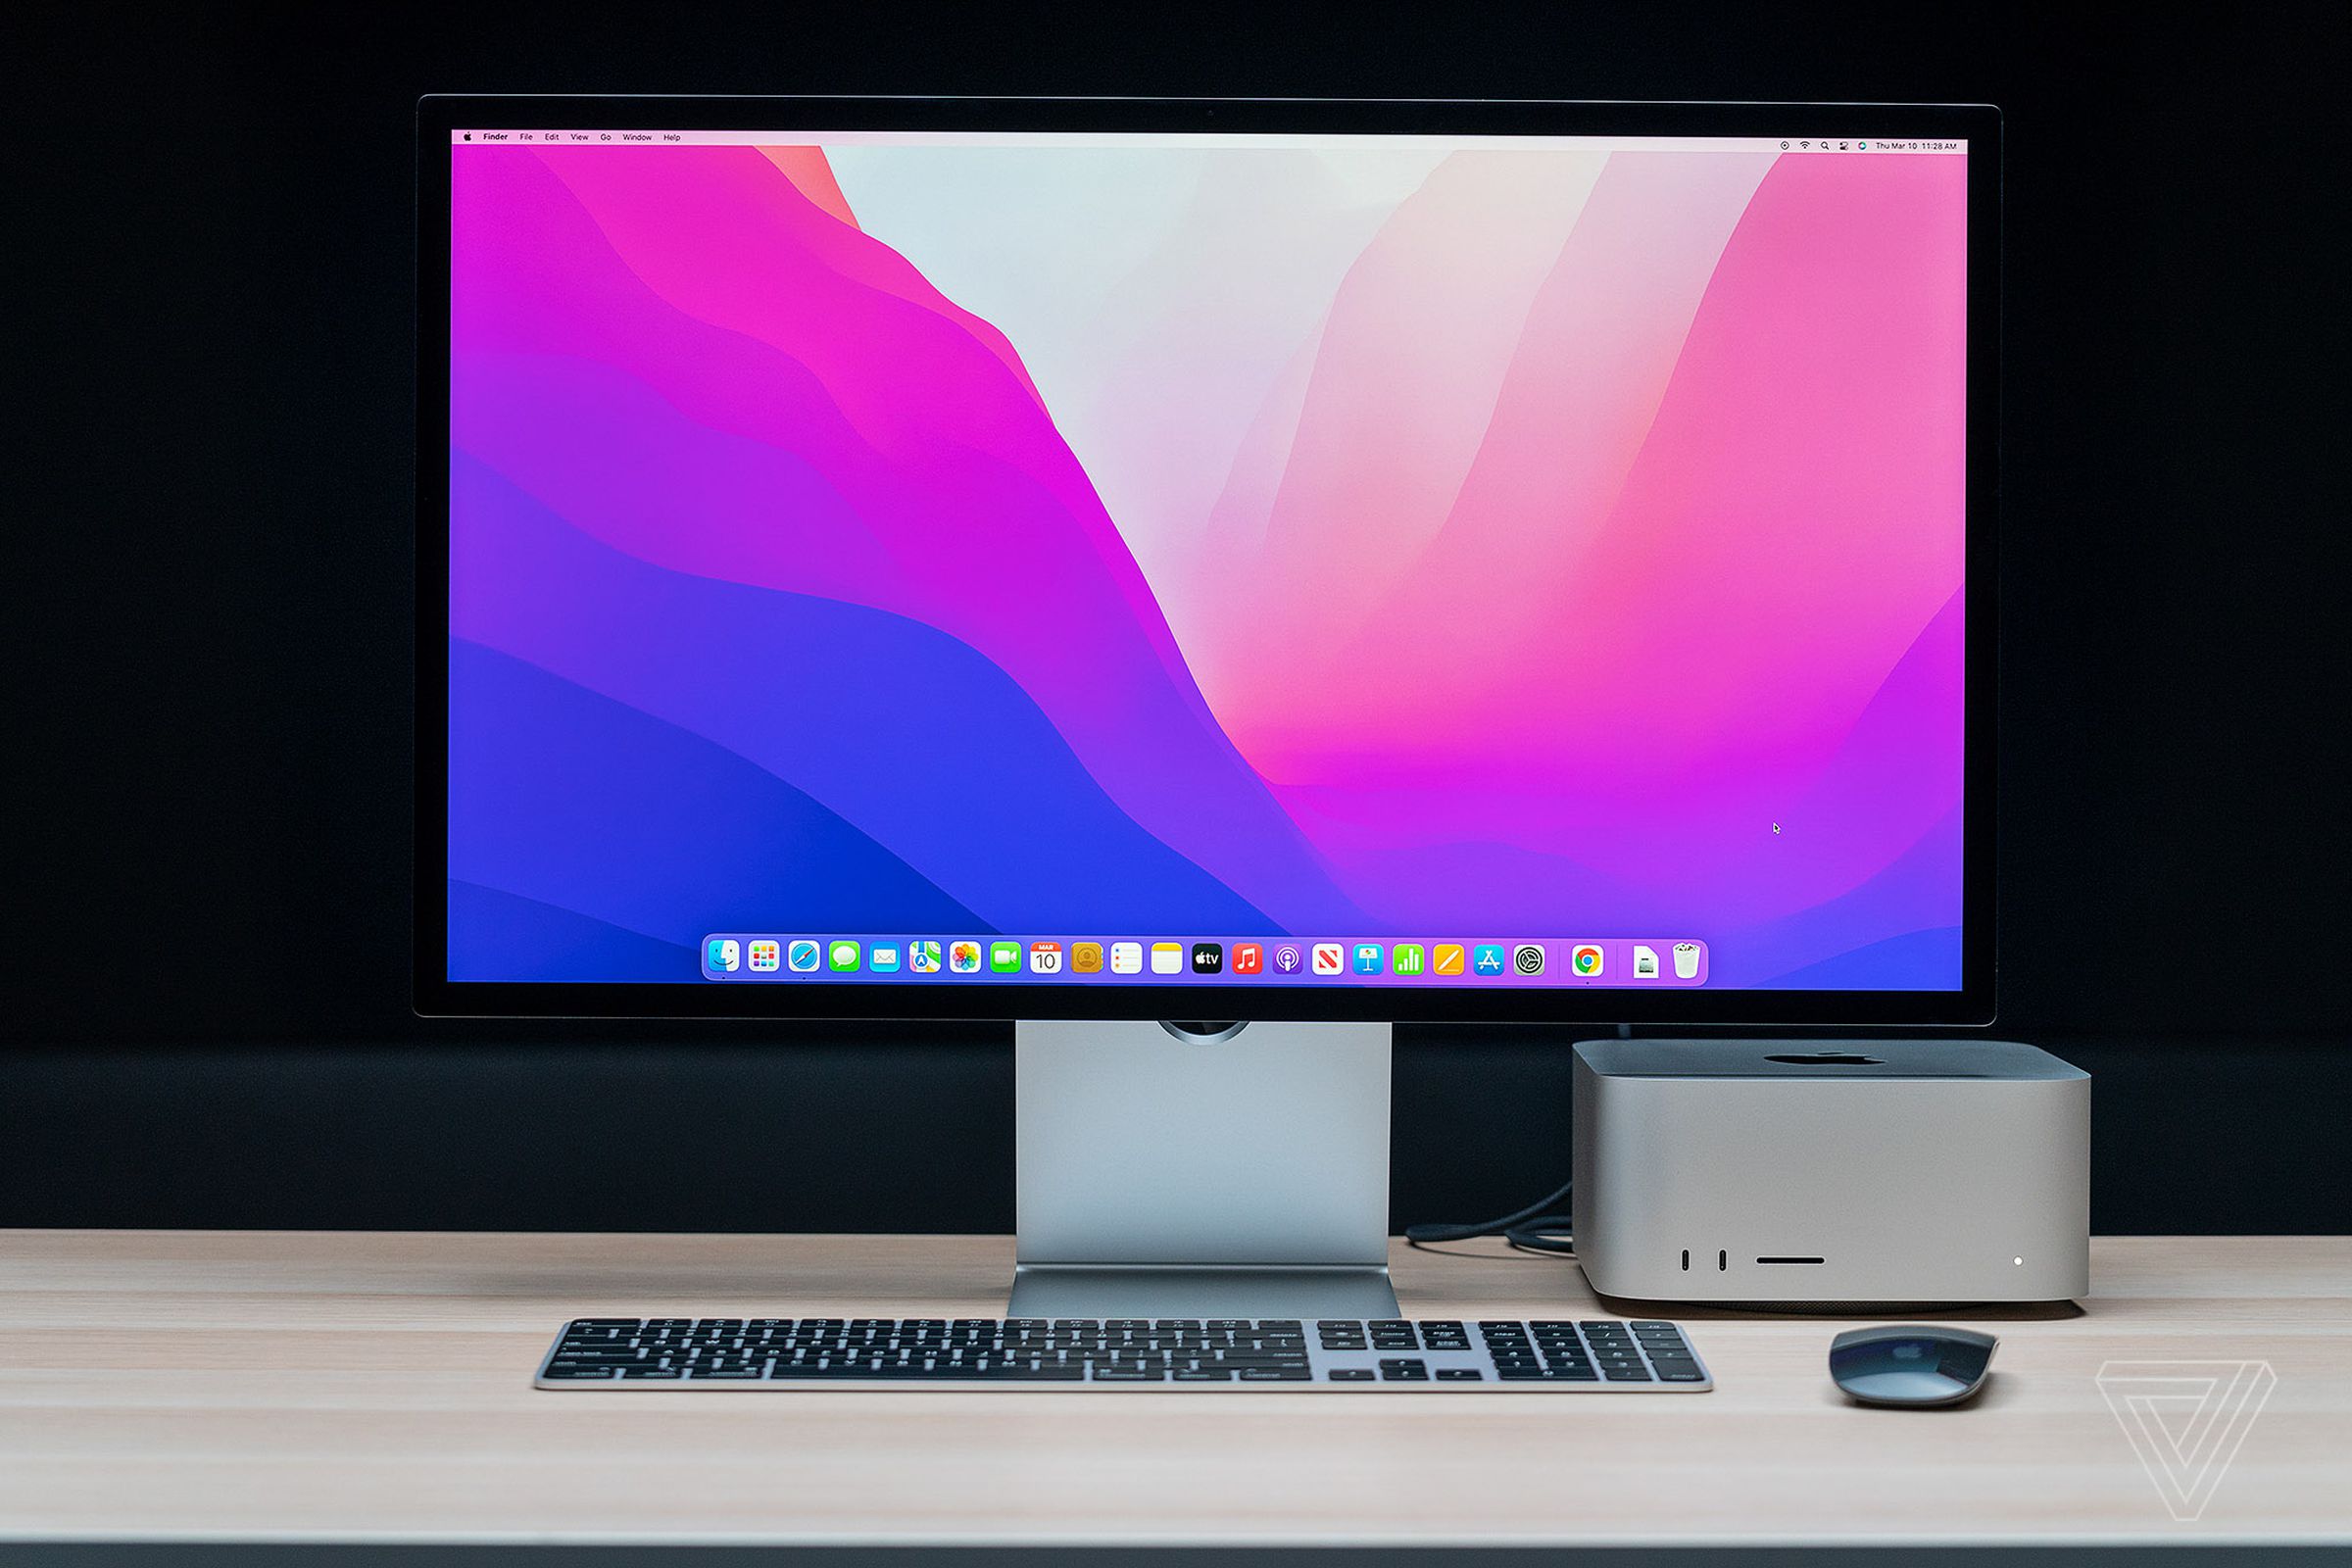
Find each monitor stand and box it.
[1009,1018,1396,1320]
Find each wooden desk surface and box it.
[0,1231,2345,1548]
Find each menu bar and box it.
[453,129,1962,155]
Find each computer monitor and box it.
[416,97,1998,1312]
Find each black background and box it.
[7,2,2347,1236]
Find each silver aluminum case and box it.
[1572,1039,2089,1306]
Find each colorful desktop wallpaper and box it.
[445,136,1969,988]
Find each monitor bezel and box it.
[415,94,2000,1027]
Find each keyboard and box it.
[536,1317,1711,1390]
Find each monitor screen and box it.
[429,106,1984,1015]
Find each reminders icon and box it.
[1110,942,1143,974]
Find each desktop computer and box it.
[417,95,2001,1387]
